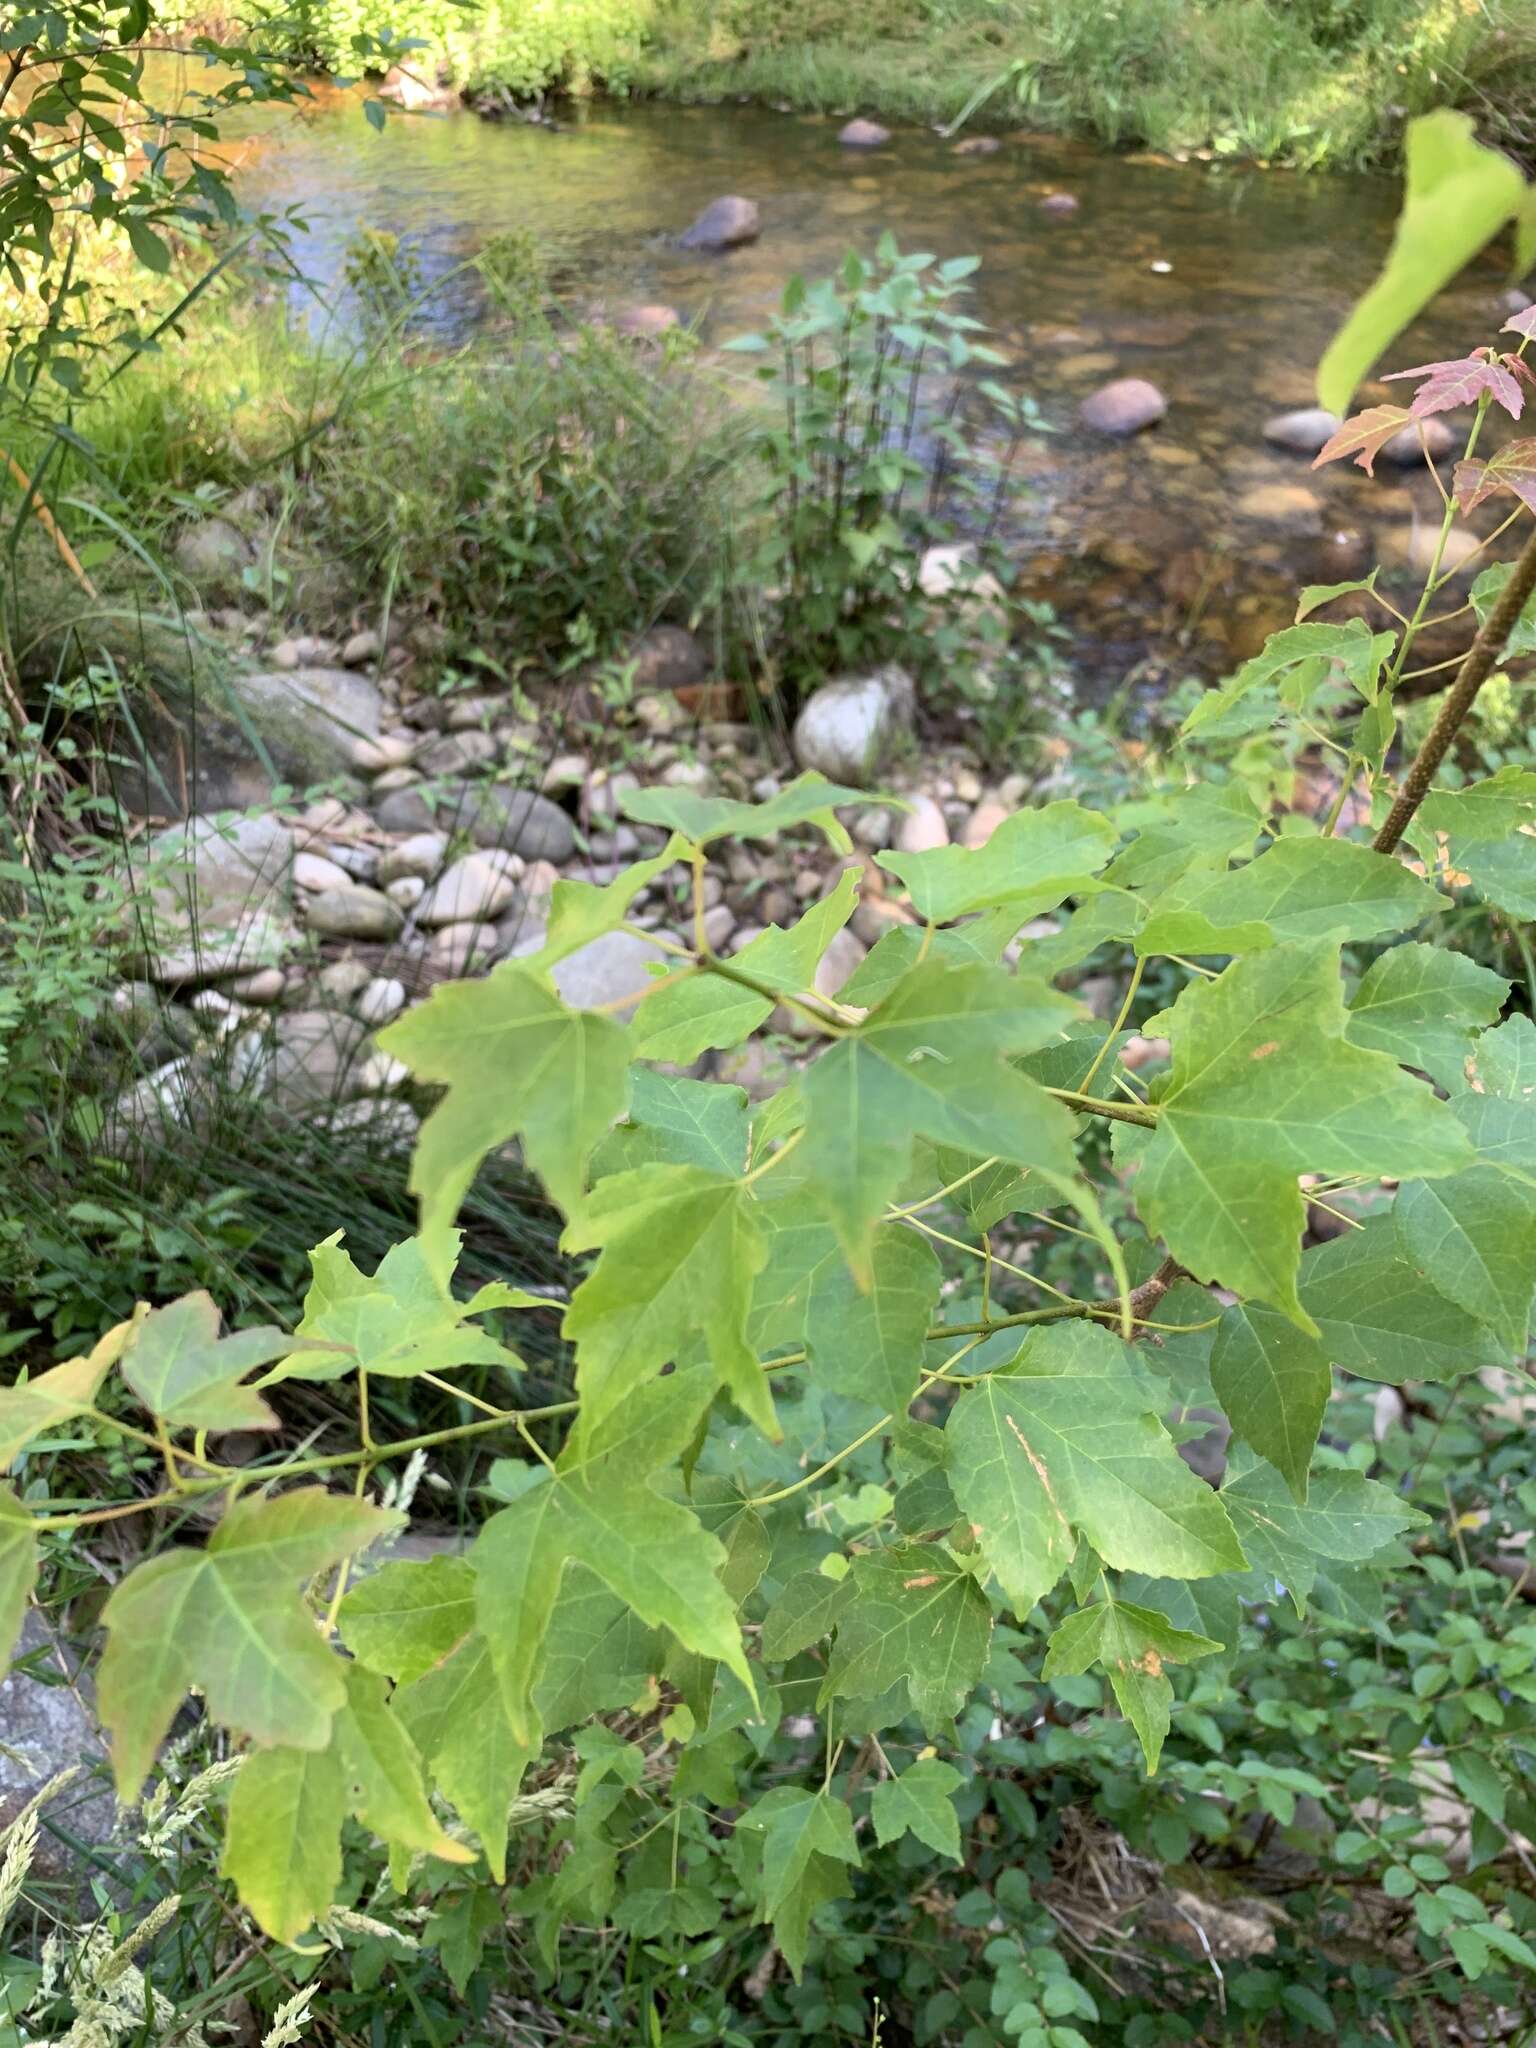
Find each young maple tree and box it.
[4,139,1536,1980]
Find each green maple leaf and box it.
[945,1322,1244,1618]
[592,1069,749,1178]
[472,1465,751,1747]
[1300,1213,1509,1380]
[526,837,685,965]
[222,1745,344,1944]
[1463,1013,1536,1099]
[0,1318,137,1470]
[1137,942,1472,1323]
[533,1565,665,1734]
[1316,111,1528,415]
[1103,783,1264,895]
[631,869,861,1064]
[0,1484,38,1668]
[380,963,631,1232]
[269,1231,524,1386]
[1396,1171,1536,1356]
[622,770,866,851]
[804,1226,941,1412]
[1043,1595,1222,1771]
[562,1162,772,1434]
[99,1487,400,1797]
[1209,1301,1329,1504]
[120,1293,294,1431]
[870,1757,963,1859]
[819,1543,992,1732]
[1136,837,1442,958]
[801,957,1081,1279]
[341,1554,477,1684]
[738,1785,861,1979]
[761,1567,856,1660]
[1221,1464,1424,1613]
[1346,943,1509,1091]
[334,1662,471,1865]
[1419,765,1536,844]
[392,1630,537,1880]
[876,799,1118,924]
[1182,620,1396,740]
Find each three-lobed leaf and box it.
[1043,1595,1222,1771]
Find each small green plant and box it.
[342,226,426,329]
[724,237,1044,693]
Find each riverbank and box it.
[301,0,1536,171]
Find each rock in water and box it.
[615,304,681,337]
[839,118,891,148]
[1079,377,1167,435]
[1379,416,1455,465]
[678,196,760,250]
[952,135,1000,156]
[791,665,916,786]
[1038,191,1079,216]
[1262,407,1341,454]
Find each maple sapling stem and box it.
[1043,1087,1158,1129]
[1375,518,1536,857]
[1383,394,1491,695]
[1077,957,1144,1096]
[742,1127,804,1187]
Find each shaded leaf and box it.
[800,958,1081,1280]
[1454,437,1536,514]
[99,1488,399,1796]
[1209,1301,1330,1502]
[876,799,1117,925]
[819,1543,993,1731]
[621,770,865,852]
[222,1745,343,1943]
[392,1631,535,1879]
[804,1226,941,1412]
[340,1555,476,1685]
[761,1568,856,1660]
[1137,836,1440,958]
[380,964,631,1230]
[1301,1214,1509,1381]
[0,1319,136,1470]
[591,1069,749,1178]
[1395,1171,1536,1356]
[562,1163,772,1435]
[1346,943,1509,1091]
[336,1663,471,1864]
[870,1757,963,1858]
[1043,1595,1222,1771]
[121,1293,291,1430]
[0,1484,38,1668]
[528,838,686,966]
[1136,944,1472,1324]
[1221,1465,1424,1612]
[945,1321,1245,1617]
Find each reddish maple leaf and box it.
[1385,349,1524,421]
[1503,305,1536,343]
[1453,438,1536,514]
[1311,404,1415,476]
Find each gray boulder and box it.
[678,196,760,251]
[115,664,383,816]
[0,1613,113,1880]
[791,665,916,786]
[627,624,708,692]
[132,813,298,986]
[257,1009,371,1114]
[374,782,576,862]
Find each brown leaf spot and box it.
[902,1573,940,1590]
[1134,1647,1164,1678]
[1005,1414,1071,1535]
[1249,1040,1280,1061]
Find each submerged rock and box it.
[678,195,760,250]
[614,304,682,337]
[952,135,1000,156]
[839,118,891,148]
[791,665,916,786]
[1079,377,1166,435]
[1038,191,1080,216]
[1262,407,1340,454]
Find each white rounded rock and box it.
[357,975,407,1026]
[416,854,518,929]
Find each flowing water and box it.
[223,90,1518,691]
